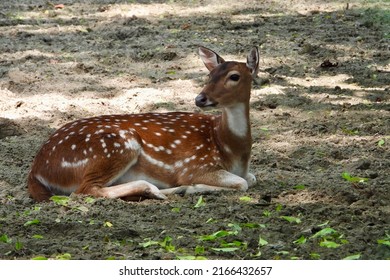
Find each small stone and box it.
[355,160,371,170]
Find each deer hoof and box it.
[246,173,257,187]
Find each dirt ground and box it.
[0,0,389,260]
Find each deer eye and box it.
[229,74,240,81]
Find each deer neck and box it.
[216,102,252,155]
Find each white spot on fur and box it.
[95,129,105,134]
[61,158,89,168]
[119,130,127,138]
[71,144,76,150]
[146,143,153,149]
[174,160,183,168]
[196,144,204,150]
[124,139,140,150]
[141,151,173,172]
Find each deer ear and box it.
[198,46,226,72]
[246,47,259,78]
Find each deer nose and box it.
[195,93,208,107]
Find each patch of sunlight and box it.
[274,188,335,206]
[286,74,357,90]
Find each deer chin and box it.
[196,102,219,111]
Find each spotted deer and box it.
[28,46,259,202]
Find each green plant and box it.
[31,256,48,260]
[0,234,11,243]
[281,216,302,224]
[239,196,253,202]
[342,172,368,183]
[194,196,205,208]
[84,197,95,204]
[258,236,269,246]
[103,221,113,228]
[56,253,72,260]
[24,219,40,227]
[319,240,341,248]
[293,184,306,190]
[310,227,347,249]
[199,229,236,241]
[263,210,271,217]
[15,240,23,251]
[176,255,207,260]
[140,236,175,252]
[377,139,385,147]
[293,236,307,245]
[310,252,321,260]
[171,207,180,213]
[50,195,70,206]
[377,232,390,247]
[343,254,361,260]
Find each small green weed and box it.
[239,196,253,202]
[31,256,48,260]
[24,219,40,227]
[0,234,11,243]
[377,232,390,247]
[56,253,72,260]
[140,236,175,252]
[342,172,369,183]
[293,236,307,245]
[15,240,23,251]
[194,196,206,208]
[50,195,70,206]
[103,221,113,228]
[281,216,302,224]
[293,184,306,190]
[310,227,347,249]
[343,254,361,260]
